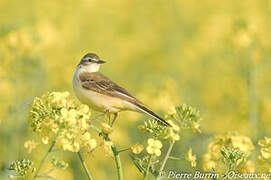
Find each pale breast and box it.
[73,68,140,113]
[73,71,103,111]
[73,71,123,112]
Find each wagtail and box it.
[72,53,170,127]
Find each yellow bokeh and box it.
[1,0,271,179]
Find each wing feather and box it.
[79,72,143,104]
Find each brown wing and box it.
[79,72,143,104]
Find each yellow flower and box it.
[61,108,77,124]
[260,147,271,159]
[51,123,59,133]
[101,123,113,134]
[130,143,144,154]
[49,91,70,107]
[66,132,74,139]
[137,125,146,132]
[8,175,15,179]
[60,108,68,118]
[42,136,49,144]
[103,140,113,156]
[82,132,91,141]
[167,106,177,115]
[146,138,162,156]
[167,120,180,132]
[258,137,271,168]
[163,120,180,141]
[186,148,197,167]
[78,104,90,114]
[72,142,80,152]
[78,118,89,130]
[28,91,93,153]
[82,132,97,149]
[230,135,254,155]
[61,138,73,152]
[191,121,201,133]
[171,132,180,141]
[24,140,37,153]
[165,129,180,141]
[88,139,97,149]
[259,137,271,147]
[202,133,254,172]
[235,30,251,48]
[203,156,216,171]
[242,160,255,173]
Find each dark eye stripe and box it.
[84,57,98,62]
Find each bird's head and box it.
[78,53,106,72]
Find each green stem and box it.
[248,53,259,155]
[78,151,93,180]
[111,143,123,180]
[118,148,130,153]
[168,156,181,160]
[34,139,56,179]
[143,155,153,180]
[90,124,102,134]
[89,124,123,180]
[159,141,175,174]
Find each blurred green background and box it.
[1,0,271,179]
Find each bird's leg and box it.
[110,113,118,127]
[89,109,109,125]
[83,110,110,135]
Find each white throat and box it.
[79,63,101,72]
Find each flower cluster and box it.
[258,137,271,172]
[51,157,69,170]
[8,159,35,178]
[138,119,180,142]
[221,147,247,169]
[202,133,254,172]
[24,140,37,153]
[258,137,271,161]
[127,104,204,180]
[101,123,113,134]
[186,148,197,167]
[138,119,169,138]
[28,91,97,152]
[103,140,114,157]
[131,104,201,177]
[164,120,180,141]
[137,104,201,144]
[166,104,201,133]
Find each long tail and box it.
[135,103,171,127]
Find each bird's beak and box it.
[97,60,106,64]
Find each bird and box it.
[72,53,171,127]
